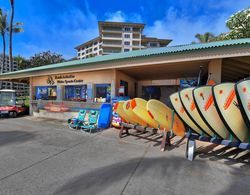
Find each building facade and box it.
[1,39,249,119]
[0,55,29,96]
[75,21,172,59]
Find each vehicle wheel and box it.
[9,111,17,118]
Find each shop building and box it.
[0,39,250,120]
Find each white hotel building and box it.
[0,55,29,95]
[75,21,172,59]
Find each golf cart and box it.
[0,89,28,117]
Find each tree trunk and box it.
[9,0,14,71]
[1,32,6,73]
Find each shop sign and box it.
[47,74,84,85]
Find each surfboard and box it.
[113,101,130,123]
[169,92,204,135]
[193,86,233,140]
[131,98,159,129]
[123,100,147,126]
[213,83,250,143]
[180,88,216,137]
[147,99,186,136]
[235,78,250,129]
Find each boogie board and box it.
[98,104,112,128]
[213,83,250,143]
[113,101,130,123]
[169,92,204,135]
[123,100,147,126]
[131,98,159,129]
[235,78,250,129]
[147,99,186,136]
[180,88,216,137]
[193,86,233,140]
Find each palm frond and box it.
[13,27,23,33]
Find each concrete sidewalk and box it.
[0,117,249,195]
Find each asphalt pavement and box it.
[0,116,249,195]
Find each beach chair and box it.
[68,109,87,129]
[81,110,99,133]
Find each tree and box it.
[225,7,250,39]
[9,0,14,71]
[194,32,215,43]
[9,0,23,71]
[29,51,65,67]
[0,8,8,74]
[13,55,31,70]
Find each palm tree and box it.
[9,0,14,71]
[195,32,215,43]
[8,0,23,71]
[0,8,8,74]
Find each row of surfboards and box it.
[114,78,250,144]
[170,79,250,143]
[114,98,186,137]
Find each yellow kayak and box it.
[114,101,130,123]
[131,98,159,129]
[170,92,204,135]
[146,99,186,136]
[123,100,147,126]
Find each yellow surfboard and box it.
[236,79,250,129]
[131,98,159,129]
[146,99,186,136]
[123,100,147,126]
[180,88,215,137]
[114,101,130,123]
[170,92,204,135]
[213,83,250,142]
[193,86,232,140]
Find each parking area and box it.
[0,117,250,195]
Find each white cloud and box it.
[144,6,231,45]
[105,11,143,23]
[105,11,126,22]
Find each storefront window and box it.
[65,85,87,101]
[120,80,128,96]
[36,86,57,100]
[95,84,111,102]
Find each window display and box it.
[95,84,111,102]
[36,86,57,100]
[65,85,87,101]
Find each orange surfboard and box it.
[193,86,234,140]
[235,78,250,129]
[180,88,216,137]
[169,92,204,136]
[213,83,250,142]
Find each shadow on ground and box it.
[0,131,36,146]
[197,143,250,164]
[54,155,250,195]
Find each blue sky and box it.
[0,0,249,59]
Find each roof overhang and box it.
[1,39,250,80]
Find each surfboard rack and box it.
[185,129,250,161]
[119,122,172,151]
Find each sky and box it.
[0,0,249,59]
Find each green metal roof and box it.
[1,38,250,76]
